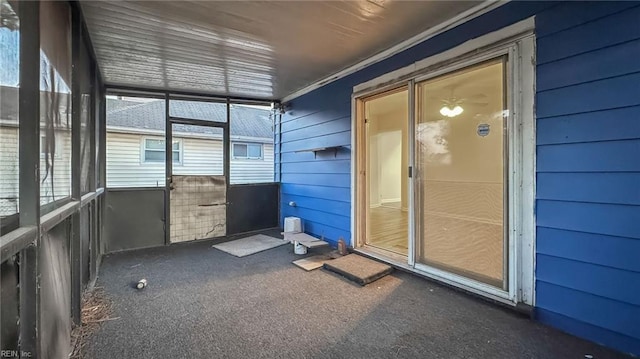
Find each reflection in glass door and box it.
[363,88,409,256]
[415,58,508,289]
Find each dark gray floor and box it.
[88,237,629,359]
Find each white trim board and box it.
[282,0,508,103]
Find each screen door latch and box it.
[408,166,413,178]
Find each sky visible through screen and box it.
[0,28,19,86]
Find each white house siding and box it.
[106,132,165,188]
[0,126,72,216]
[230,141,275,185]
[173,136,224,176]
[40,130,72,205]
[0,127,19,216]
[106,131,274,188]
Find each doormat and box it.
[323,254,393,285]
[212,234,287,257]
[292,255,332,271]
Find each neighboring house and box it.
[0,88,275,217]
[106,98,274,187]
[0,85,72,217]
[0,86,20,217]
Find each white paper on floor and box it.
[212,234,287,257]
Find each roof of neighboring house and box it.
[0,86,272,140]
[106,98,273,139]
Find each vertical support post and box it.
[224,99,231,181]
[98,82,106,260]
[224,99,231,230]
[18,1,41,356]
[70,4,82,325]
[88,59,98,285]
[274,105,281,183]
[89,200,97,285]
[88,62,96,193]
[274,106,282,223]
[164,93,171,245]
[99,81,106,190]
[273,107,284,225]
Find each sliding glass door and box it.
[355,32,535,304]
[414,57,508,289]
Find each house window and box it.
[143,138,181,164]
[232,143,263,159]
[40,135,61,158]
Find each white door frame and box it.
[350,18,536,306]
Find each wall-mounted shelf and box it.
[296,146,341,158]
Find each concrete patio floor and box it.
[87,235,629,359]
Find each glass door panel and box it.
[364,88,409,256]
[415,58,508,289]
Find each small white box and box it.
[284,217,302,233]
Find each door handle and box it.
[198,202,227,207]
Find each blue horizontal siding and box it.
[536,309,640,356]
[537,227,640,272]
[537,172,640,205]
[280,206,350,231]
[280,131,351,153]
[537,200,640,239]
[281,102,351,133]
[280,173,350,188]
[536,281,640,340]
[537,5,640,64]
[537,254,640,305]
[280,183,350,203]
[537,72,640,118]
[538,140,640,172]
[281,159,350,174]
[535,8,640,349]
[281,194,350,217]
[538,39,640,91]
[537,105,640,145]
[535,2,638,38]
[281,117,351,142]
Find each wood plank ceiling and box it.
[80,1,480,100]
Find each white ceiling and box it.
[81,1,483,100]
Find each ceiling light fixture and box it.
[440,105,463,118]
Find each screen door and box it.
[169,122,227,243]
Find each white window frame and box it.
[141,137,182,165]
[232,142,263,160]
[350,18,536,307]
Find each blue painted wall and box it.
[278,2,640,355]
[534,2,640,356]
